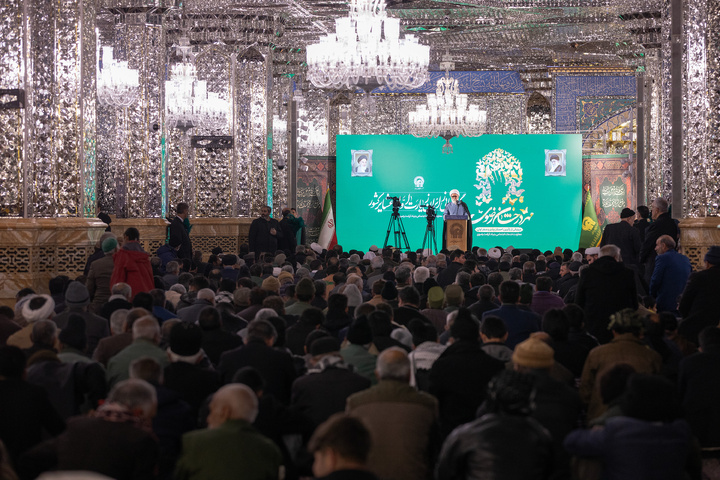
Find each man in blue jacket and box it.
[650,235,691,313]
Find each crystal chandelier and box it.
[165,37,229,133]
[408,62,486,154]
[97,46,140,108]
[305,0,430,91]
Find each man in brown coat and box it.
[346,347,439,480]
[87,236,118,314]
[580,308,662,421]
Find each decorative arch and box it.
[582,107,635,149]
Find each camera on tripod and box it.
[421,204,436,219]
[387,196,402,209]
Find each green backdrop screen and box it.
[335,134,583,252]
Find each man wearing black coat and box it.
[575,244,638,344]
[291,337,370,428]
[436,249,465,288]
[633,205,651,242]
[600,207,642,265]
[218,319,296,404]
[678,326,720,455]
[168,203,193,261]
[278,208,297,253]
[0,346,65,468]
[640,197,679,284]
[248,205,283,258]
[429,309,505,438]
[677,246,720,345]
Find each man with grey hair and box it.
[366,256,385,289]
[640,196,679,284]
[106,316,169,388]
[21,378,159,480]
[175,384,283,480]
[575,244,638,344]
[176,288,215,324]
[394,266,412,289]
[53,281,110,355]
[100,282,133,320]
[650,234,691,313]
[413,266,430,286]
[346,347,439,480]
[162,261,180,290]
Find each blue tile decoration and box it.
[577,97,636,132]
[368,71,524,94]
[554,75,636,132]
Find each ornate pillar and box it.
[235,47,269,216]
[0,0,97,217]
[683,0,720,217]
[0,0,25,216]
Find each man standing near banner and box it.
[442,189,472,251]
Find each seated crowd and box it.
[1,219,720,480]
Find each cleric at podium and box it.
[442,189,473,251]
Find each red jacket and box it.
[110,244,154,300]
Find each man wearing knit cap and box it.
[291,337,370,428]
[512,336,582,480]
[278,271,294,287]
[53,281,110,356]
[443,285,464,313]
[420,286,448,335]
[600,207,642,266]
[678,245,720,345]
[261,276,280,295]
[87,236,118,314]
[7,295,56,349]
[83,231,116,276]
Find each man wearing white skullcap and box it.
[442,189,472,251]
[443,189,468,220]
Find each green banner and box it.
[579,188,603,248]
[336,134,583,251]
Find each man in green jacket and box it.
[175,384,283,480]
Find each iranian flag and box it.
[318,189,337,250]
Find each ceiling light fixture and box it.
[408,59,487,154]
[305,0,430,91]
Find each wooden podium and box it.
[445,215,469,251]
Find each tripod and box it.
[383,206,411,251]
[421,208,438,254]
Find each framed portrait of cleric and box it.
[544,149,566,177]
[351,150,373,177]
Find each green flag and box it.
[579,188,602,248]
